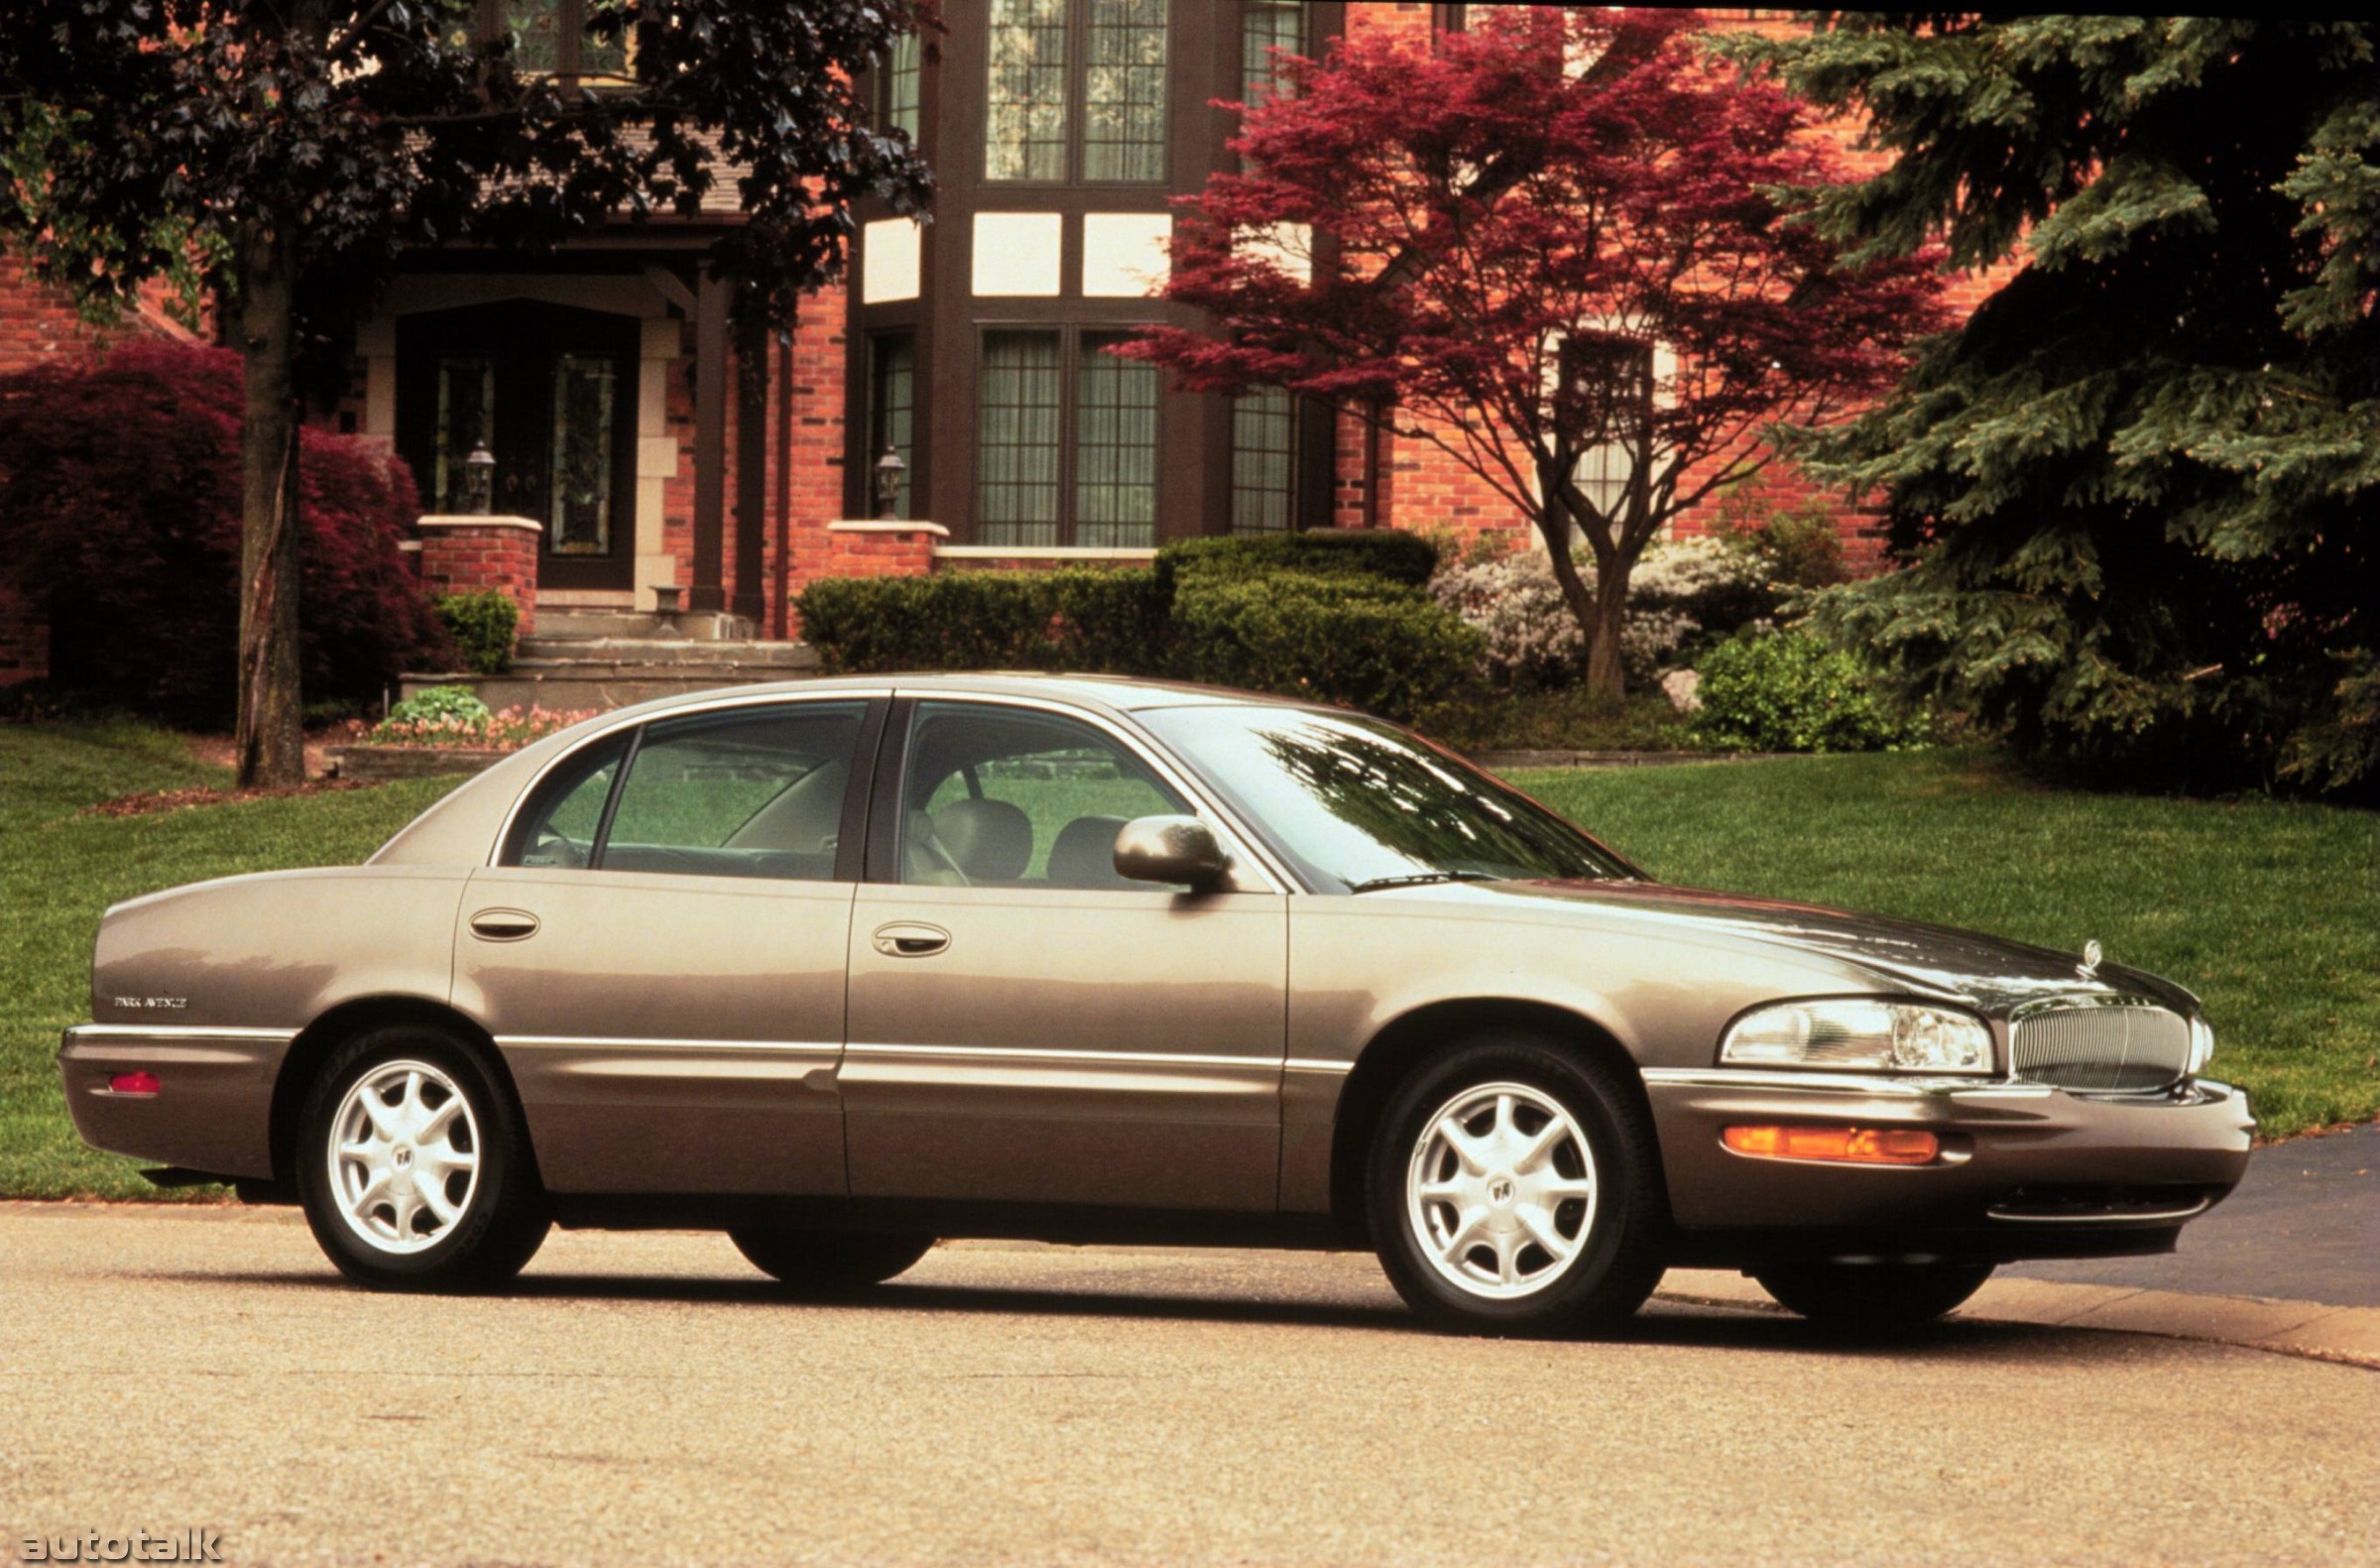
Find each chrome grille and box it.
[2011,1002,2191,1092]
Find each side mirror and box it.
[1113,814,1233,890]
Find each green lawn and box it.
[0,721,463,1198]
[2,724,2372,1199]
[1513,752,2379,1142]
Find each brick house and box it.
[2,5,1995,684]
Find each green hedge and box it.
[1155,529,1439,594]
[1172,571,1483,720]
[434,590,519,676]
[793,531,1480,721]
[795,568,1168,674]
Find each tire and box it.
[1753,1261,1994,1333]
[729,1228,936,1293]
[1368,1034,1665,1337]
[296,1025,550,1291]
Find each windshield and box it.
[1139,705,1638,893]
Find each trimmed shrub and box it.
[1044,567,1170,671]
[1692,628,1928,753]
[0,339,446,724]
[436,590,519,675]
[794,567,1168,674]
[1173,571,1484,721]
[1156,529,1439,594]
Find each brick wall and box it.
[415,520,542,636]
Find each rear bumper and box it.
[1645,1068,2254,1266]
[58,1025,294,1182]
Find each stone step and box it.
[512,636,817,667]
[532,609,758,643]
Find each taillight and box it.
[108,1071,162,1096]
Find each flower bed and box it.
[348,700,599,752]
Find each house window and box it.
[869,334,917,520]
[975,329,1159,547]
[548,356,619,553]
[1230,388,1296,534]
[986,0,1071,181]
[1241,0,1304,105]
[977,331,1066,545]
[1562,334,1654,527]
[491,0,627,80]
[987,0,1169,183]
[882,31,922,140]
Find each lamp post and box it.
[462,442,497,516]
[871,444,906,521]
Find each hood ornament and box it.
[2077,939,2102,983]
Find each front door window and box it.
[548,355,619,555]
[432,357,496,514]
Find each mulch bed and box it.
[80,780,379,819]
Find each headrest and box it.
[1045,815,1130,889]
[932,796,1032,883]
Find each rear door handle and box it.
[872,921,950,958]
[469,908,541,942]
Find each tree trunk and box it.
[232,216,305,789]
[1583,548,1632,705]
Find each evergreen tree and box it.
[1729,17,2378,792]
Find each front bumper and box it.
[1644,1068,2254,1266]
[58,1025,295,1182]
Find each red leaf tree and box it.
[1126,7,1951,701]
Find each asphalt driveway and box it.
[2,1204,2373,1568]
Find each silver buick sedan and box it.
[60,675,2253,1336]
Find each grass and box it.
[1513,750,2380,1142]
[1,724,2370,1199]
[0,720,464,1199]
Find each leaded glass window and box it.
[432,357,495,514]
[1563,335,1653,527]
[987,0,1069,181]
[883,31,921,140]
[1230,387,1296,534]
[1074,334,1158,547]
[549,356,618,553]
[977,332,1065,545]
[1241,0,1303,106]
[1083,0,1168,182]
[870,334,917,521]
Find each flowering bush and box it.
[0,340,447,724]
[357,689,596,751]
[1429,536,1771,687]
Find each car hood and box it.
[1456,879,2195,1017]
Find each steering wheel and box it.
[528,828,588,869]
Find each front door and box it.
[455,698,880,1194]
[397,300,640,593]
[841,698,1289,1213]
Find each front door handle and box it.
[468,907,541,942]
[872,921,950,958]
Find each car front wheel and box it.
[729,1228,936,1293]
[1752,1261,1994,1332]
[1368,1036,1665,1336]
[297,1026,550,1291]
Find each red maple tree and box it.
[1126,7,1951,700]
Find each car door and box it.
[841,696,1290,1212]
[456,696,882,1195]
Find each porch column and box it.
[732,307,770,626]
[689,268,730,615]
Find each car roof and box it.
[588,671,1311,724]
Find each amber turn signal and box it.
[1723,1125,1939,1165]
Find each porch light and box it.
[872,443,906,520]
[463,442,497,515]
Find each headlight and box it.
[2188,1016,2216,1075]
[1722,1000,1994,1074]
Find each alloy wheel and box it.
[1404,1080,1599,1300]
[326,1059,482,1255]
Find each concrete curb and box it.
[1656,1268,2380,1370]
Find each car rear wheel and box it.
[297,1026,549,1291]
[1368,1035,1664,1337]
[1753,1261,1994,1332]
[729,1228,936,1293]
